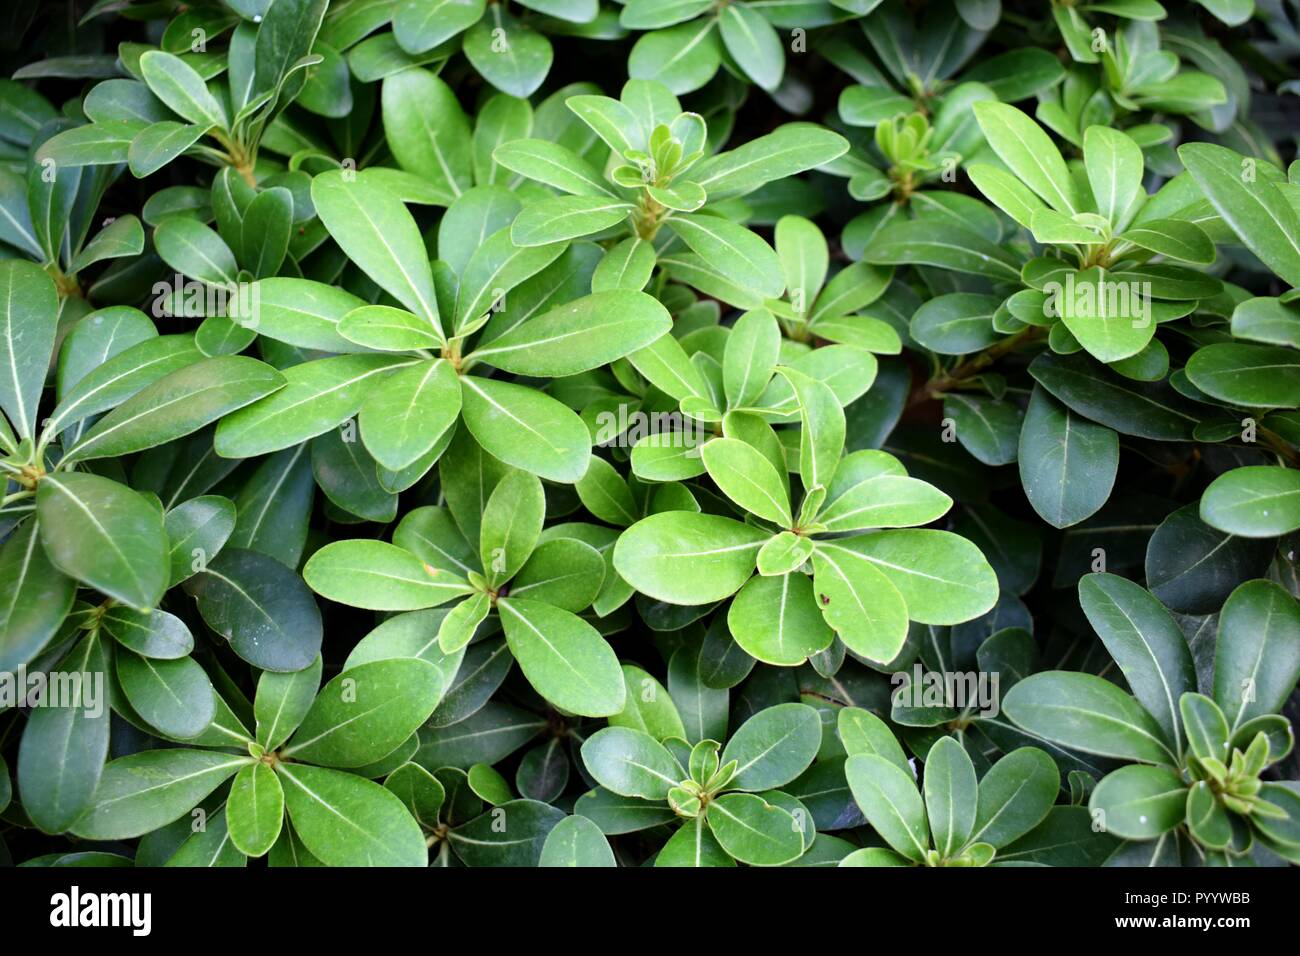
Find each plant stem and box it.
[907,325,1046,408]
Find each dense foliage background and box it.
[2,0,1300,868]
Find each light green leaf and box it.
[284,659,446,768]
[498,596,625,717]
[459,375,591,483]
[226,762,284,858]
[278,762,427,866]
[845,753,929,863]
[303,540,473,611]
[311,171,442,334]
[613,512,766,605]
[468,290,670,376]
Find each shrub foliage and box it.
[0,0,1299,868]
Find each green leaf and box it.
[311,171,442,334]
[252,0,328,105]
[1186,779,1233,850]
[911,293,1001,355]
[463,7,553,98]
[17,632,110,833]
[66,356,284,462]
[1083,126,1144,228]
[707,792,804,866]
[575,455,638,526]
[1029,351,1204,442]
[498,597,625,717]
[838,707,910,774]
[1003,671,1177,765]
[71,750,250,840]
[1231,296,1300,348]
[447,798,565,865]
[184,548,323,672]
[0,520,76,672]
[239,186,293,278]
[718,4,783,91]
[628,21,721,95]
[1213,580,1300,731]
[459,375,591,483]
[511,195,633,245]
[969,748,1059,849]
[687,124,848,199]
[303,540,472,611]
[314,425,400,521]
[923,736,977,859]
[394,0,485,52]
[810,543,909,663]
[720,703,821,792]
[1078,573,1196,753]
[255,656,322,752]
[383,761,445,828]
[727,572,834,666]
[284,659,446,768]
[1180,142,1300,288]
[242,279,374,353]
[46,335,204,437]
[1118,219,1215,264]
[1053,267,1159,362]
[510,537,605,612]
[627,332,710,401]
[539,814,617,866]
[494,138,613,198]
[581,726,685,799]
[0,260,58,438]
[818,472,951,532]
[1089,765,1187,840]
[381,67,471,199]
[226,762,284,858]
[1186,343,1300,408]
[469,290,669,377]
[592,236,656,290]
[453,229,568,333]
[35,121,139,167]
[973,102,1077,213]
[154,217,237,286]
[613,512,766,605]
[1202,465,1300,539]
[480,469,545,587]
[845,753,929,863]
[669,215,784,300]
[864,219,1021,282]
[1018,386,1119,529]
[213,354,415,458]
[337,305,441,351]
[69,214,146,272]
[701,437,791,526]
[278,762,427,867]
[138,51,226,129]
[358,359,461,472]
[776,366,844,493]
[1179,693,1230,765]
[826,530,998,626]
[36,473,168,609]
[117,649,216,740]
[127,122,204,177]
[608,664,686,741]
[724,308,781,409]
